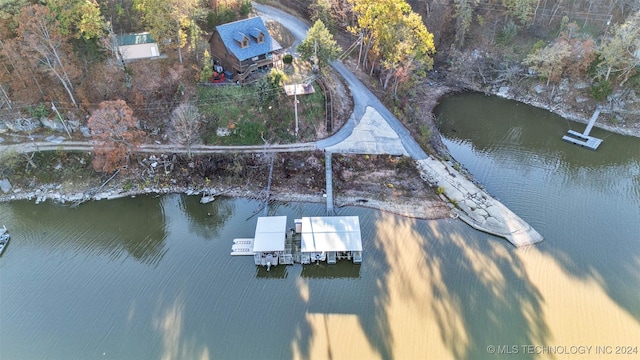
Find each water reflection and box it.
[1,194,639,359]
[425,222,548,360]
[8,195,168,265]
[300,261,360,278]
[436,93,640,171]
[255,264,289,279]
[153,294,210,360]
[178,195,235,239]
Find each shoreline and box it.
[0,182,453,221]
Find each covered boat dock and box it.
[297,216,362,264]
[251,216,293,269]
[231,215,362,267]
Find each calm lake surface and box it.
[1,93,639,359]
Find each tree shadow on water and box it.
[423,220,549,360]
[352,212,550,359]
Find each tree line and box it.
[305,0,639,90]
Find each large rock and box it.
[79,126,92,137]
[0,179,11,193]
[5,118,41,132]
[40,117,66,132]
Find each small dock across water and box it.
[562,107,603,150]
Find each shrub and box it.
[27,104,50,118]
[436,186,445,195]
[529,40,546,55]
[590,80,612,101]
[239,0,251,16]
[497,20,518,46]
[283,54,293,65]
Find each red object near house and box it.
[210,71,226,83]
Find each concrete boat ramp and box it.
[416,158,543,246]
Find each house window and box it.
[257,33,264,44]
[242,38,249,48]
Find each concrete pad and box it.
[325,107,408,155]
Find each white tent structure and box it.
[298,216,362,264]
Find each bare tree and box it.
[170,102,201,159]
[17,5,80,108]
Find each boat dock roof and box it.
[300,216,362,253]
[252,216,287,252]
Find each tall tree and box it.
[502,0,538,25]
[170,102,201,159]
[454,0,474,48]
[348,0,435,93]
[297,20,342,69]
[88,100,144,173]
[523,23,596,85]
[17,5,80,108]
[523,42,571,85]
[597,11,640,85]
[46,0,107,40]
[309,0,335,31]
[134,0,203,63]
[199,49,213,82]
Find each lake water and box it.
[1,93,639,359]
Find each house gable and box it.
[249,28,265,44]
[233,32,250,48]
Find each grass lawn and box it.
[197,66,326,145]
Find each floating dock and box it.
[562,107,603,150]
[230,216,362,268]
[230,238,255,255]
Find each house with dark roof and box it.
[115,33,160,61]
[209,17,282,82]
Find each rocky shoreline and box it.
[479,84,640,139]
[0,178,453,220]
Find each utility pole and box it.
[294,85,299,137]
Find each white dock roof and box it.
[300,216,362,252]
[252,216,287,252]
